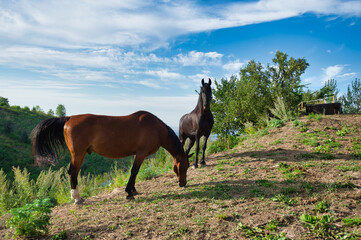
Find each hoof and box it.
[126,195,135,200]
[74,198,84,205]
[192,164,198,169]
[132,189,139,195]
[200,162,206,167]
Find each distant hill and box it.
[0,106,50,178]
[0,105,133,180]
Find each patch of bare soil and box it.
[1,114,361,239]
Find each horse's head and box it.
[201,78,212,111]
[173,153,192,187]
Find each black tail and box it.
[31,117,70,166]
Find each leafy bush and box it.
[6,198,54,238]
[269,118,285,128]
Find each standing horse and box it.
[31,111,190,203]
[179,78,214,168]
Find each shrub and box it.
[269,118,284,128]
[6,198,54,238]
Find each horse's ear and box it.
[208,78,212,85]
[187,153,194,158]
[201,78,204,86]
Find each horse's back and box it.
[64,111,166,158]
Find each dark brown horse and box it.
[179,78,214,168]
[31,111,190,203]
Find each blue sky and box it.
[0,0,360,128]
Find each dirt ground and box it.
[1,114,361,239]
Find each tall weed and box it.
[270,96,294,122]
[0,169,13,215]
[12,167,34,208]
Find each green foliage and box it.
[303,79,339,103]
[211,51,309,146]
[270,96,294,122]
[12,167,34,208]
[271,194,298,206]
[52,230,67,240]
[47,109,55,116]
[277,163,303,181]
[0,97,10,107]
[0,169,13,214]
[269,118,285,128]
[244,121,257,135]
[237,222,289,239]
[315,139,341,153]
[336,126,348,136]
[307,112,323,122]
[314,200,329,213]
[342,217,361,227]
[6,198,54,238]
[269,51,309,111]
[299,214,337,239]
[212,76,240,140]
[340,78,361,113]
[55,104,66,117]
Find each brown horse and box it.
[31,111,190,203]
[179,78,214,168]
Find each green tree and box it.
[0,97,10,107]
[55,104,66,117]
[32,105,44,113]
[234,60,272,125]
[47,109,54,116]
[340,78,361,113]
[268,51,309,111]
[302,79,339,103]
[212,76,239,143]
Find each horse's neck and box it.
[161,126,185,160]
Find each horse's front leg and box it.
[200,136,208,166]
[125,154,145,200]
[193,137,200,168]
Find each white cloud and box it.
[0,0,360,50]
[145,69,183,80]
[175,51,223,66]
[323,65,345,81]
[322,64,358,83]
[222,60,246,72]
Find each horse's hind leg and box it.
[68,152,86,204]
[200,136,208,166]
[125,154,146,200]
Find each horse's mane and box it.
[166,125,185,158]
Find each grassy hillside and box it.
[0,106,133,180]
[2,114,360,239]
[0,106,50,178]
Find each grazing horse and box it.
[31,111,190,203]
[179,78,214,168]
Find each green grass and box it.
[307,112,323,122]
[336,161,361,172]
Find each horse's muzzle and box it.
[179,180,187,187]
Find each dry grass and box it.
[1,114,361,239]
